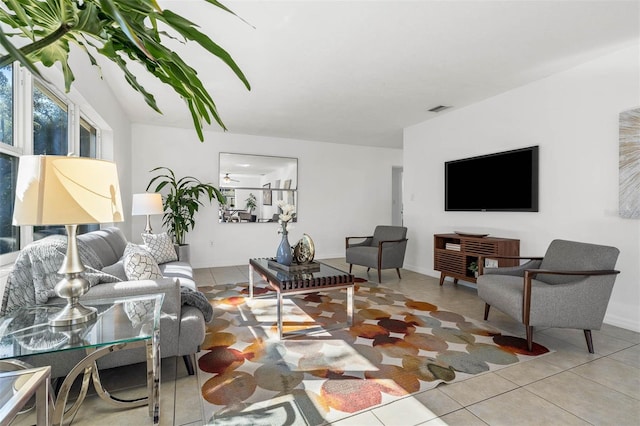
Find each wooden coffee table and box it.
[248,258,355,339]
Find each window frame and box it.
[0,65,106,266]
[0,63,23,266]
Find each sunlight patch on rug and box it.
[196,281,550,425]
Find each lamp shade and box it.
[132,193,164,216]
[13,155,124,226]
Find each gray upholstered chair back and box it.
[346,225,408,282]
[372,226,407,246]
[537,239,620,285]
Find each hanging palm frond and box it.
[0,0,251,141]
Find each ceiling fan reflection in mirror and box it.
[223,173,240,184]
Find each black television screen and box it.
[445,146,539,212]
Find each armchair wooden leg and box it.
[349,264,353,274]
[377,268,382,283]
[484,304,491,320]
[584,330,594,354]
[526,326,534,352]
[395,268,402,279]
[183,354,195,376]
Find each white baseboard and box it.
[604,313,640,332]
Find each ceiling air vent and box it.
[428,105,451,113]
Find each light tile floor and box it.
[11,259,640,425]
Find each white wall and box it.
[403,44,640,331]
[131,125,402,268]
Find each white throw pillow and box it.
[142,232,178,264]
[124,242,149,257]
[123,243,163,280]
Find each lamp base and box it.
[144,214,153,234]
[49,303,97,327]
[49,224,98,327]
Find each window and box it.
[0,65,18,257]
[80,117,97,158]
[33,82,68,156]
[0,65,13,146]
[0,153,19,255]
[0,66,106,261]
[78,117,100,234]
[33,82,70,240]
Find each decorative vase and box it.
[276,230,293,266]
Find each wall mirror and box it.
[219,153,298,223]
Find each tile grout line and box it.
[517,371,598,425]
[567,355,640,402]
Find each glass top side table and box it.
[0,294,163,425]
[0,366,51,426]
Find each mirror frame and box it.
[219,153,298,223]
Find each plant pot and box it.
[174,244,190,263]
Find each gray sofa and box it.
[19,227,206,377]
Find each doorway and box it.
[392,166,403,226]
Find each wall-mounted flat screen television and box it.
[445,145,539,212]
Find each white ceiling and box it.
[100,0,640,148]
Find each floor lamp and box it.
[12,155,123,326]
[132,193,164,234]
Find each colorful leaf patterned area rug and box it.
[196,279,550,425]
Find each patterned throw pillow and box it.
[141,232,178,264]
[123,243,163,280]
[124,242,149,258]
[124,299,157,327]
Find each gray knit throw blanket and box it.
[180,286,214,323]
[1,235,120,315]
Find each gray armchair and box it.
[476,239,620,353]
[346,226,408,283]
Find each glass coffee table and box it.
[248,258,355,339]
[0,294,163,425]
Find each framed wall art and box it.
[263,182,272,205]
[619,107,640,218]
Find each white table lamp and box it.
[132,193,164,234]
[13,155,124,326]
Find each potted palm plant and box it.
[147,167,225,261]
[245,193,257,221]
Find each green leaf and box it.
[147,166,224,244]
[160,10,250,90]
[0,0,251,141]
[0,31,45,78]
[203,0,254,28]
[98,0,153,59]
